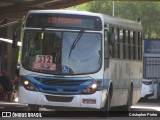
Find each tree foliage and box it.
[75,1,160,39]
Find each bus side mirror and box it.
[12,34,18,48]
[109,32,115,45]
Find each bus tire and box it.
[124,86,133,111]
[28,104,39,111]
[101,85,112,116]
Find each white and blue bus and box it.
[18,10,143,112]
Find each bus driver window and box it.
[54,43,61,63]
[29,33,42,56]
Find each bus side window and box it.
[104,30,109,68]
[104,30,109,58]
[107,31,116,58]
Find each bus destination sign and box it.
[25,13,102,31]
[48,17,81,25]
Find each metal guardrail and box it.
[144,57,160,79]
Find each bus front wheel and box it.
[124,87,133,111]
[100,87,112,116]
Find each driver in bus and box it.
[54,43,61,63]
[30,34,42,56]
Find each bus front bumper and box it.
[18,86,105,109]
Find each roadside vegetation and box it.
[74,1,160,39]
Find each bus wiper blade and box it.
[68,30,84,58]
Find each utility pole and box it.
[112,1,115,17]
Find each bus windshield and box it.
[22,30,102,75]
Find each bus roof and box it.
[27,9,102,17]
[103,14,142,31]
[26,9,142,31]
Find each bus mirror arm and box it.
[12,34,18,48]
[12,26,20,48]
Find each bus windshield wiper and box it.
[68,30,84,58]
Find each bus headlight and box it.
[81,81,102,94]
[24,80,29,85]
[21,78,38,92]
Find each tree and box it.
[75,1,160,39]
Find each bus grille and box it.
[35,78,87,86]
[42,88,78,93]
[45,95,73,102]
[34,77,90,95]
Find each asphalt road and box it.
[0,99,160,120]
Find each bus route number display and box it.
[36,55,52,64]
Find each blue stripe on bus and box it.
[20,75,110,95]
